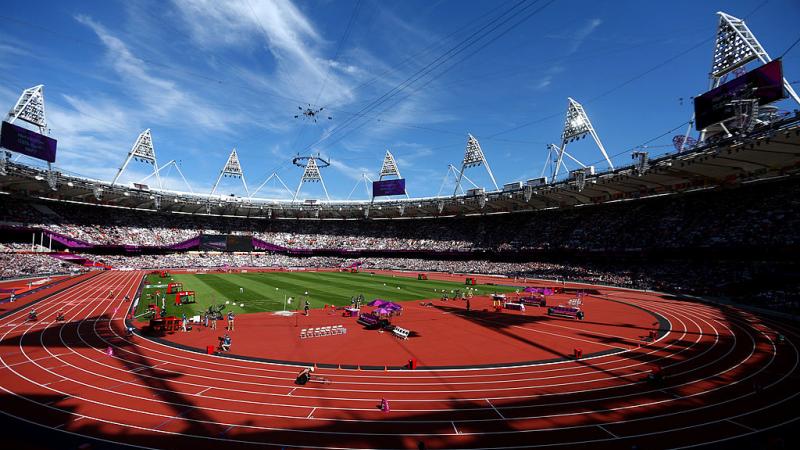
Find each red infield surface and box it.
[0,269,798,449]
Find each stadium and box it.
[1,2,800,449]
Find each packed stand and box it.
[0,176,798,251]
[0,253,76,279]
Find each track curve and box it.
[1,270,798,449]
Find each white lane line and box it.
[307,407,316,419]
[195,387,212,396]
[486,398,505,419]
[54,415,84,429]
[44,364,69,370]
[43,378,68,387]
[153,408,193,430]
[3,270,784,446]
[4,352,71,368]
[131,362,167,373]
[597,424,619,438]
[287,387,297,396]
[451,421,460,434]
[727,419,757,432]
[661,389,681,399]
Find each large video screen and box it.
[226,235,253,252]
[0,121,57,163]
[694,60,785,130]
[372,179,406,197]
[200,234,253,251]
[199,234,227,251]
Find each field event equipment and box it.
[206,303,226,320]
[166,282,183,294]
[174,291,196,305]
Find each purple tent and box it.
[384,302,403,310]
[368,299,387,307]
[524,287,554,295]
[375,307,391,315]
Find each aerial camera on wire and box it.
[294,105,332,123]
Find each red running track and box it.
[0,269,798,449]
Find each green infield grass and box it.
[134,271,521,321]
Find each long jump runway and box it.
[0,270,798,449]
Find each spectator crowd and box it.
[0,176,798,252]
[0,176,797,312]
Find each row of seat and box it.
[392,326,410,340]
[300,325,347,338]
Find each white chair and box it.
[300,328,308,339]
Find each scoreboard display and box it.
[226,235,253,252]
[200,234,253,252]
[372,179,406,197]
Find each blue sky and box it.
[2,0,799,200]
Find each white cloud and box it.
[170,0,354,106]
[329,158,373,182]
[75,14,243,132]
[569,18,603,54]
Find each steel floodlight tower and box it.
[348,173,374,200]
[453,133,498,196]
[292,155,330,202]
[374,149,409,200]
[112,129,160,188]
[7,85,47,135]
[211,148,248,195]
[695,12,800,143]
[138,160,194,193]
[709,12,800,104]
[5,85,59,190]
[250,171,294,199]
[551,98,612,183]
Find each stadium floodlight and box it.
[552,98,612,183]
[7,85,47,133]
[523,184,533,202]
[379,149,401,178]
[373,149,410,201]
[5,85,59,182]
[0,150,8,176]
[46,169,57,191]
[112,129,160,188]
[632,151,649,175]
[710,12,799,104]
[292,155,331,202]
[211,148,248,196]
[453,134,498,196]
